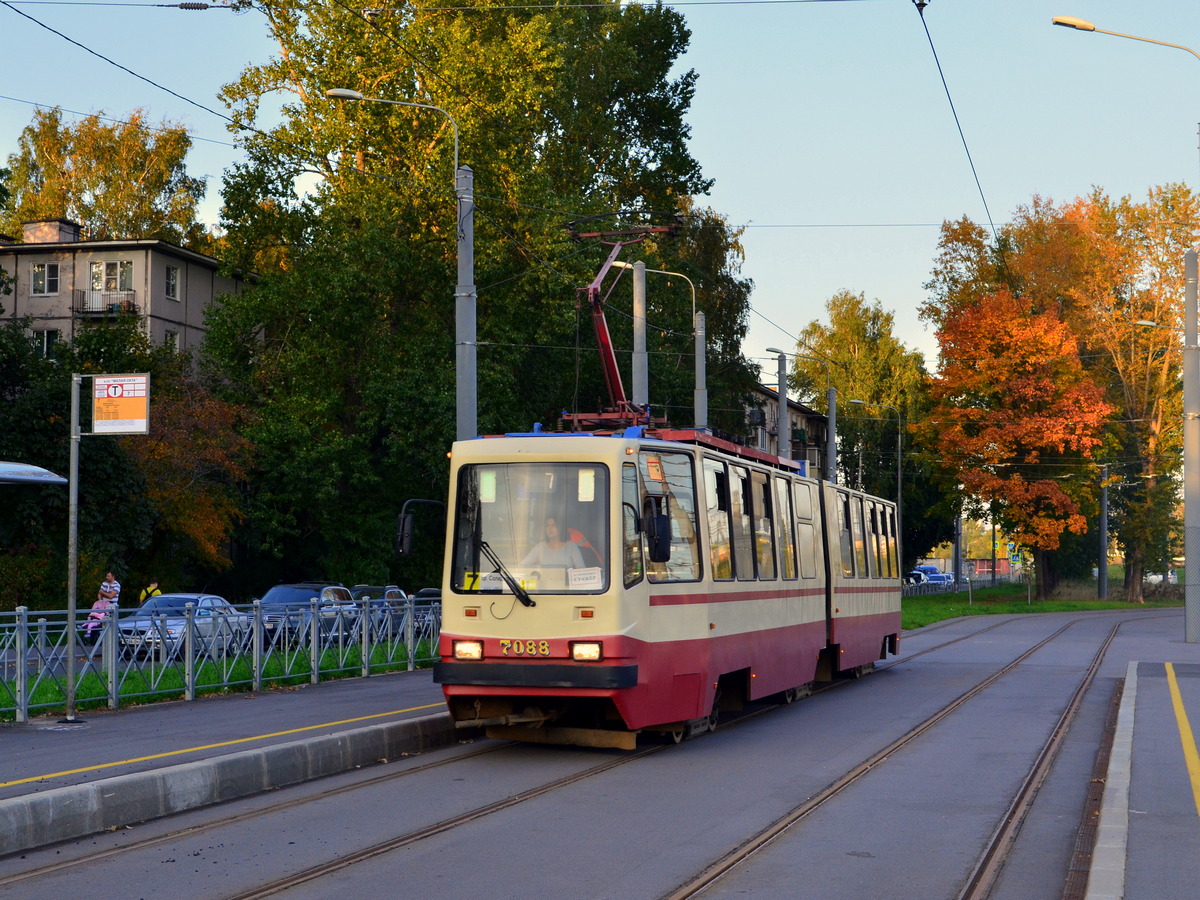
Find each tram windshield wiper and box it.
[477,539,536,607]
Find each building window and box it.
[165,265,179,301]
[32,262,59,295]
[31,329,60,358]
[164,330,179,352]
[90,260,133,293]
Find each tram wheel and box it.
[706,694,720,733]
[670,726,688,744]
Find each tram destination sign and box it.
[92,374,150,435]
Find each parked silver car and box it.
[118,593,249,658]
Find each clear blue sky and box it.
[2,0,1198,381]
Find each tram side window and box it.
[877,503,894,578]
[704,458,734,581]
[774,476,797,580]
[793,479,813,520]
[866,502,882,579]
[752,470,776,580]
[852,496,869,577]
[797,522,817,578]
[794,482,817,579]
[837,493,855,577]
[887,507,899,577]
[622,463,643,586]
[639,451,701,583]
[730,465,755,580]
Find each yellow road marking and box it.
[0,702,446,789]
[1165,662,1200,820]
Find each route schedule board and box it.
[92,374,149,434]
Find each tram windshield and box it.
[451,462,609,594]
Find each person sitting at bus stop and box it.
[523,517,585,569]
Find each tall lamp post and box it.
[326,88,476,443]
[612,261,706,430]
[1053,19,1200,641]
[766,348,836,482]
[848,399,903,571]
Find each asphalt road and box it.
[2,608,1198,900]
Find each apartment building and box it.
[0,219,242,356]
[749,383,829,479]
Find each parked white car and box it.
[118,593,249,657]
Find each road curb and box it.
[0,712,472,857]
[1085,660,1136,900]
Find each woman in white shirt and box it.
[522,517,585,569]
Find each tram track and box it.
[2,611,1146,898]
[0,741,509,889]
[660,612,1152,900]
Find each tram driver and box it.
[522,516,586,570]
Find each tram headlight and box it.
[571,641,603,662]
[453,640,484,660]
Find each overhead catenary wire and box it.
[912,0,998,244]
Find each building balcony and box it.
[73,289,140,317]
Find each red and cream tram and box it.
[432,426,901,749]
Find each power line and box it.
[0,93,237,146]
[0,0,237,127]
[912,0,998,243]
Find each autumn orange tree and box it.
[926,289,1111,598]
[924,185,1200,600]
[120,379,254,575]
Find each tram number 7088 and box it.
[499,640,551,657]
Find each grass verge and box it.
[903,583,1184,630]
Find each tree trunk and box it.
[1033,548,1058,600]
[1125,550,1146,604]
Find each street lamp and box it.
[766,348,836,482]
[612,261,706,430]
[1053,21,1200,642]
[1053,16,1200,63]
[848,399,903,571]
[326,88,477,443]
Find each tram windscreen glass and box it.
[452,463,609,594]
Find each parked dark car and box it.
[351,584,408,633]
[118,593,248,658]
[411,588,442,628]
[254,582,354,639]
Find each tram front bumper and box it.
[433,661,638,689]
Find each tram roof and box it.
[474,425,803,475]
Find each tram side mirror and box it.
[646,512,671,563]
[396,513,414,558]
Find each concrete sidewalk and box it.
[0,670,463,856]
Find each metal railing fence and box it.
[0,598,441,722]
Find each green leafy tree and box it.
[206,0,732,582]
[0,317,252,609]
[1,108,207,247]
[783,290,953,569]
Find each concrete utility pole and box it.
[632,261,648,409]
[456,165,476,442]
[1186,250,1199,642]
[768,348,838,481]
[694,312,707,431]
[1099,464,1109,600]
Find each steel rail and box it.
[6,611,1138,895]
[0,742,508,888]
[660,614,1125,900]
[955,619,1121,900]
